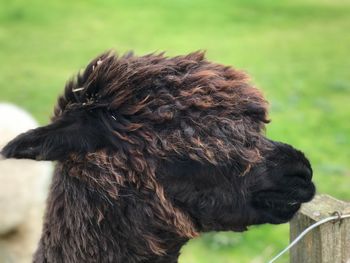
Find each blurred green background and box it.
[0,0,349,262]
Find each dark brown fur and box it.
[2,51,315,262]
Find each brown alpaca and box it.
[2,51,315,263]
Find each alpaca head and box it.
[2,51,315,239]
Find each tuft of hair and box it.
[54,50,269,167]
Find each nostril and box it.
[268,141,313,181]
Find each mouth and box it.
[251,187,315,224]
[255,201,302,224]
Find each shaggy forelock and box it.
[55,51,269,166]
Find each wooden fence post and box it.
[290,194,350,263]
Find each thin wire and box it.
[268,213,350,263]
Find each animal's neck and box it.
[33,165,188,263]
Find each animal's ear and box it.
[1,119,103,161]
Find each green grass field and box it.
[0,0,349,262]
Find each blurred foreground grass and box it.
[0,0,349,262]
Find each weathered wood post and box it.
[290,194,350,263]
